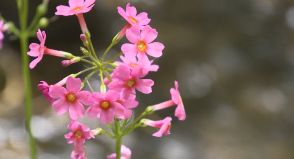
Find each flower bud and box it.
[38,18,49,28]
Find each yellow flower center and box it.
[126,79,136,88]
[100,101,111,110]
[66,92,77,103]
[72,7,82,12]
[137,40,147,52]
[130,63,138,68]
[74,130,83,139]
[128,16,137,24]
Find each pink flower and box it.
[107,145,132,159]
[55,0,95,16]
[38,75,73,103]
[108,64,154,96]
[143,117,172,137]
[49,77,92,120]
[28,29,73,69]
[86,90,126,124]
[0,20,5,49]
[117,3,150,29]
[116,93,138,119]
[65,121,94,159]
[150,81,186,121]
[119,54,159,76]
[27,30,46,69]
[170,81,186,121]
[121,26,164,59]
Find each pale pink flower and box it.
[170,81,186,121]
[119,54,159,76]
[55,0,95,16]
[143,117,172,137]
[28,29,73,69]
[49,77,92,120]
[65,121,94,159]
[150,81,186,121]
[0,20,5,49]
[108,64,154,96]
[107,145,132,159]
[117,3,150,29]
[121,26,164,59]
[86,90,126,124]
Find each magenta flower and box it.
[0,20,5,49]
[108,64,154,96]
[28,29,73,69]
[150,81,186,121]
[107,145,132,159]
[170,81,186,121]
[117,3,150,29]
[55,0,95,16]
[120,54,159,76]
[121,26,165,59]
[49,77,92,120]
[86,90,126,124]
[143,117,172,137]
[65,121,94,159]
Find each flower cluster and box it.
[28,1,186,159]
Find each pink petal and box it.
[66,77,82,92]
[126,27,140,43]
[52,99,68,115]
[85,0,95,7]
[121,43,137,57]
[105,90,120,101]
[69,0,84,7]
[112,65,131,80]
[126,3,137,16]
[146,42,164,58]
[86,106,99,118]
[29,55,43,69]
[49,85,67,99]
[55,5,72,16]
[136,79,154,94]
[117,6,127,19]
[175,103,186,121]
[141,27,158,43]
[136,12,151,26]
[69,104,81,120]
[77,91,94,106]
[100,110,114,124]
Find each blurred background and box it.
[1,0,294,158]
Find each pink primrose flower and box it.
[143,117,172,137]
[121,26,164,59]
[170,81,186,121]
[28,29,73,69]
[117,3,150,29]
[107,145,132,159]
[55,0,95,16]
[38,75,73,103]
[120,54,159,76]
[116,93,138,119]
[108,64,154,96]
[65,121,94,159]
[86,90,126,124]
[49,77,92,120]
[151,81,186,121]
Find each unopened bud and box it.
[38,18,49,28]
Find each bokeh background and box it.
[1,0,294,158]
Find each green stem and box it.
[18,0,37,158]
[115,120,122,159]
[102,42,115,60]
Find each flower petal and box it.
[146,42,164,58]
[66,77,82,92]
[49,85,67,99]
[136,79,154,94]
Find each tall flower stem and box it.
[115,120,122,159]
[18,0,37,158]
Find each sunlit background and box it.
[1,0,294,158]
